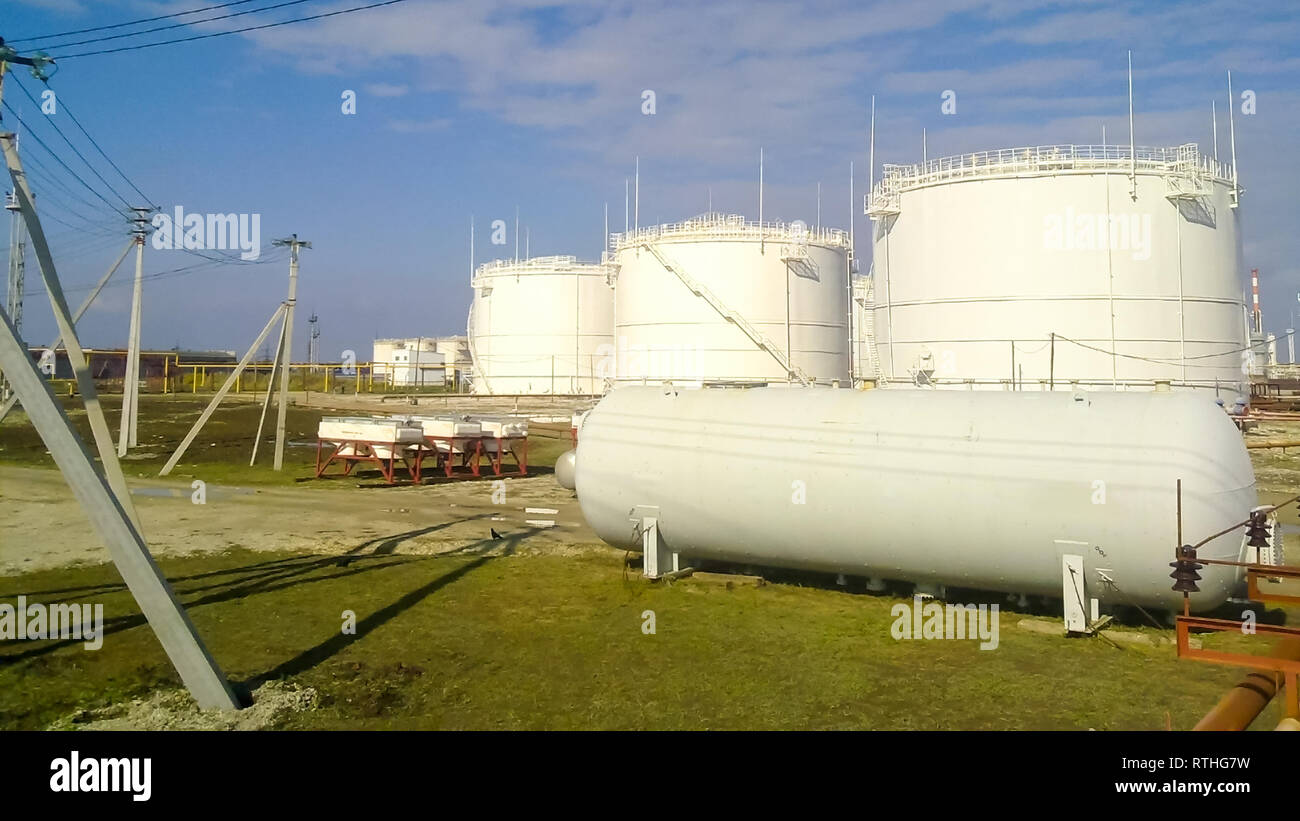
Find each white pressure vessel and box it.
[574,385,1256,612]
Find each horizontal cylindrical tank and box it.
[555,449,576,490]
[610,213,851,385]
[868,144,1246,394]
[575,385,1255,612]
[468,256,614,395]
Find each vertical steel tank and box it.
[868,144,1246,394]
[610,214,851,385]
[468,256,614,394]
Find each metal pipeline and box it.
[1193,637,1300,731]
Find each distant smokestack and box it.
[1251,268,1262,334]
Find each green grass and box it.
[2,546,1291,730]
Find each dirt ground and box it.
[48,681,320,731]
[0,465,597,575]
[1243,418,1300,496]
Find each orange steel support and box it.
[1192,638,1300,731]
[1179,560,1300,729]
[1247,565,1300,606]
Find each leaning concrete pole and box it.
[271,235,309,471]
[250,308,287,466]
[0,238,133,424]
[159,302,287,476]
[0,303,239,709]
[2,133,142,532]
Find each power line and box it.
[33,207,124,238]
[6,78,134,208]
[1,225,116,261]
[5,0,267,44]
[33,0,321,51]
[1053,332,1285,369]
[41,81,154,206]
[14,188,116,235]
[177,243,283,265]
[20,163,120,227]
[18,146,133,228]
[22,250,287,299]
[21,149,122,218]
[1,98,126,214]
[52,0,413,59]
[0,234,125,270]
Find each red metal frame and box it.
[471,435,528,477]
[422,435,484,478]
[315,438,427,485]
[314,434,530,482]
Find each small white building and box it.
[372,338,447,387]
[431,336,471,378]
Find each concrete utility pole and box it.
[3,127,143,533]
[5,188,24,340]
[270,234,309,471]
[1,45,238,708]
[0,305,239,709]
[3,187,24,402]
[118,208,151,454]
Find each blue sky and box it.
[3,0,1298,361]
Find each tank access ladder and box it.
[464,303,486,394]
[638,242,811,385]
[858,275,886,383]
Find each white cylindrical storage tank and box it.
[868,144,1246,395]
[611,213,851,385]
[575,385,1256,612]
[468,256,615,394]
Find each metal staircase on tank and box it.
[639,242,812,386]
[859,276,886,383]
[464,304,484,394]
[1164,143,1211,201]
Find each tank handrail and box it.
[472,255,613,284]
[610,213,851,253]
[868,143,1234,208]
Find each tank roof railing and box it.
[610,213,851,253]
[472,255,612,284]
[868,144,1235,211]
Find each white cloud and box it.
[364,82,410,97]
[387,116,451,133]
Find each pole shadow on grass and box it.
[0,516,504,664]
[239,526,543,691]
[3,514,494,601]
